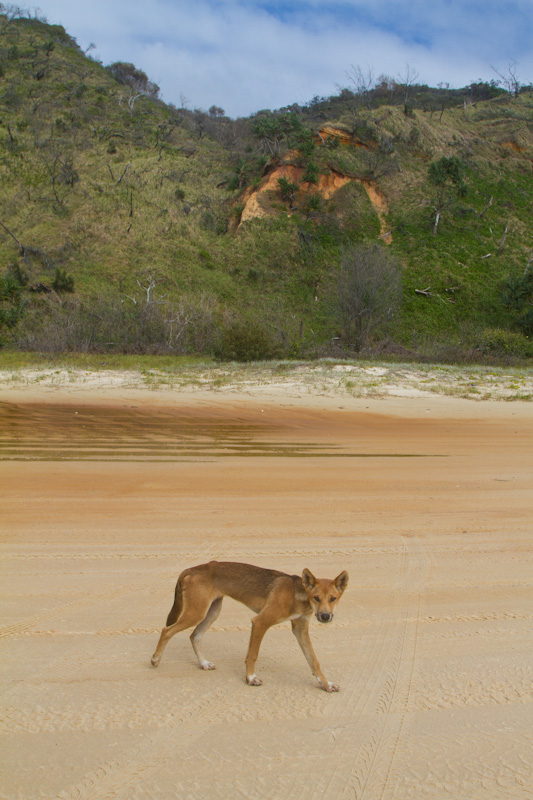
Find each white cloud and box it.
[36,0,533,116]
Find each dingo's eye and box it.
[330,597,337,603]
[313,596,320,602]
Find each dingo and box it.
[151,561,348,691]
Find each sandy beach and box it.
[1,366,532,799]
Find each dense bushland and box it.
[1,10,532,362]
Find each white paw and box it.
[316,677,339,692]
[200,661,216,670]
[151,656,160,667]
[246,674,263,686]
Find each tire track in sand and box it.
[342,539,427,800]
[285,536,429,800]
[0,572,172,640]
[1,539,235,742]
[0,540,233,641]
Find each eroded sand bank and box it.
[1,377,532,799]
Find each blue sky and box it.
[33,0,532,117]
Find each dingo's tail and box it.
[165,579,183,626]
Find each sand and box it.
[1,371,532,799]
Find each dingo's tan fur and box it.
[151,561,348,691]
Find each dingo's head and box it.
[302,568,349,623]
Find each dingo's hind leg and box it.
[190,597,223,669]
[151,591,213,668]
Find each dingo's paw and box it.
[317,677,339,692]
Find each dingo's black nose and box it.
[319,612,332,623]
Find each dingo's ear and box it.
[334,571,349,592]
[302,568,317,590]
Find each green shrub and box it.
[277,176,299,202]
[52,268,75,293]
[227,175,241,191]
[302,162,319,185]
[0,273,25,344]
[232,203,245,221]
[215,317,281,361]
[198,248,214,268]
[501,270,533,336]
[478,328,532,357]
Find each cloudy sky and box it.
[35,0,532,117]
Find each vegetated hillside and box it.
[1,12,532,360]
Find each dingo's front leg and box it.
[291,616,339,692]
[245,616,267,685]
[245,609,281,686]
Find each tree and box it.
[39,147,79,206]
[375,74,398,105]
[397,63,419,104]
[345,64,375,109]
[467,79,503,103]
[252,112,303,157]
[277,176,299,206]
[428,156,467,234]
[491,60,521,100]
[332,244,402,351]
[302,161,319,189]
[339,64,376,133]
[106,62,160,99]
[0,4,27,30]
[435,82,453,120]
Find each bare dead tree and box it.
[0,4,27,32]
[155,119,182,160]
[117,91,143,113]
[347,64,375,99]
[498,224,509,254]
[476,195,494,218]
[127,92,143,113]
[491,60,521,100]
[124,275,167,306]
[39,149,79,206]
[115,163,131,185]
[345,64,375,110]
[0,218,24,253]
[397,63,419,104]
